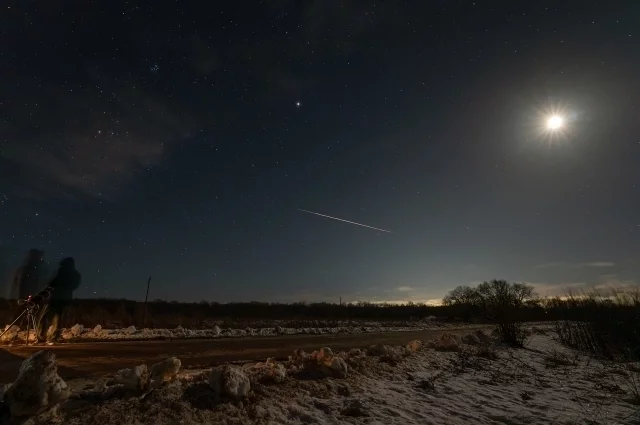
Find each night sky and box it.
[1,1,639,304]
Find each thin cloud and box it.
[395,286,413,292]
[363,298,442,306]
[534,261,615,269]
[2,66,198,202]
[529,281,588,297]
[582,261,615,267]
[529,278,638,298]
[534,262,570,269]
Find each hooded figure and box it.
[48,257,81,301]
[38,257,81,343]
[10,249,45,300]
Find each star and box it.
[296,101,301,107]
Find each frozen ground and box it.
[2,325,638,424]
[1,319,485,344]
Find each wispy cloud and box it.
[529,281,588,297]
[534,261,616,269]
[395,286,413,292]
[2,79,196,202]
[530,276,638,297]
[582,261,616,267]
[360,298,443,306]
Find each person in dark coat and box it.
[38,257,81,343]
[10,249,45,300]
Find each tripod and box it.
[0,300,42,345]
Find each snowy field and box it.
[1,325,638,424]
[0,319,483,344]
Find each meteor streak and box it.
[298,209,393,233]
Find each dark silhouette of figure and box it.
[38,257,81,343]
[10,249,45,300]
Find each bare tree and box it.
[442,285,481,306]
[475,279,538,347]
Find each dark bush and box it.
[547,290,640,361]
[443,279,538,347]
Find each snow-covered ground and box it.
[1,320,484,344]
[2,325,638,424]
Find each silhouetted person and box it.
[10,249,45,300]
[38,257,81,344]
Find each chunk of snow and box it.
[461,333,481,345]
[368,344,390,356]
[474,329,492,344]
[209,365,251,399]
[253,359,287,383]
[114,364,149,392]
[149,357,181,389]
[123,326,136,335]
[268,363,287,383]
[0,325,19,342]
[406,340,423,352]
[318,347,333,360]
[290,349,309,364]
[68,324,84,338]
[329,357,348,378]
[92,324,103,335]
[3,350,70,417]
[424,340,436,349]
[299,346,350,378]
[348,348,364,358]
[433,332,460,352]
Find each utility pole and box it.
[143,276,151,328]
[339,296,342,306]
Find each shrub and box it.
[548,290,640,361]
[443,280,538,347]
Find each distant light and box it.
[296,101,301,107]
[547,115,564,130]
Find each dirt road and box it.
[0,327,483,382]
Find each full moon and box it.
[546,115,564,130]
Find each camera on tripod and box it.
[1,286,55,345]
[20,286,54,308]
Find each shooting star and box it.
[298,209,393,233]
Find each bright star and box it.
[296,101,301,107]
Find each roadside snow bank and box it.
[20,327,639,425]
[0,320,482,344]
